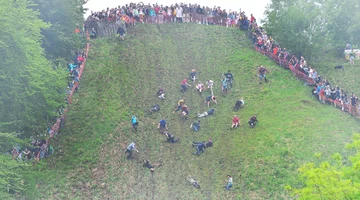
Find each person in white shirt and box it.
[176,6,183,22]
[125,142,139,158]
[226,175,233,190]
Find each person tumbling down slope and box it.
[197,108,215,118]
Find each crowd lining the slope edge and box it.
[10,32,88,163]
[87,2,359,116]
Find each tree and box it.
[288,134,360,199]
[31,0,87,63]
[0,0,66,135]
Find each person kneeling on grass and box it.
[190,120,201,131]
[233,99,244,111]
[248,115,258,128]
[231,115,241,129]
[165,131,180,143]
[196,108,215,118]
[149,104,160,113]
[143,160,162,172]
[205,95,217,107]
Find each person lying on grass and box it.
[186,175,200,188]
[192,138,213,148]
[196,108,215,118]
[157,87,165,99]
[164,131,180,143]
[233,99,244,111]
[190,120,201,131]
[149,104,160,113]
[143,160,162,172]
[231,115,241,129]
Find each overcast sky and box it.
[84,0,271,21]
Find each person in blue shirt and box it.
[131,115,138,130]
[190,120,201,131]
[157,119,167,131]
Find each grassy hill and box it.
[23,23,360,200]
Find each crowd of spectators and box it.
[86,2,252,28]
[87,2,360,116]
[10,32,89,163]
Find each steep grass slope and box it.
[24,24,360,200]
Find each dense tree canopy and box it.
[263,0,360,58]
[288,134,360,199]
[0,0,85,196]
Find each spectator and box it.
[231,115,241,129]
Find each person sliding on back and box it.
[157,87,165,99]
[233,99,244,111]
[164,131,180,143]
[258,65,269,84]
[248,115,258,128]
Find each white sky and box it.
[84,0,271,21]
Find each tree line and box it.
[0,0,86,198]
[263,1,360,199]
[263,0,360,59]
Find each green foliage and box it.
[291,134,360,199]
[31,0,86,62]
[0,133,27,199]
[0,0,66,134]
[263,0,360,59]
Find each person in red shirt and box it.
[181,78,191,92]
[231,115,241,129]
[250,14,256,23]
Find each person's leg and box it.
[259,74,263,83]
